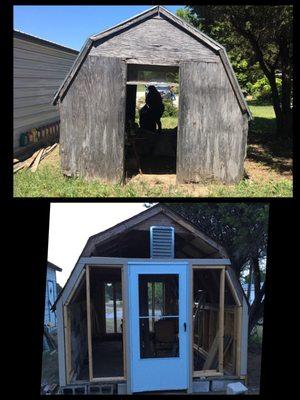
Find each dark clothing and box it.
[139,105,156,132]
[146,91,165,119]
[145,89,165,132]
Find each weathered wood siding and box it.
[60,55,127,182]
[90,16,219,65]
[177,61,248,184]
[13,34,78,149]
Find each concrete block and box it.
[74,386,87,394]
[88,385,101,394]
[227,382,248,395]
[117,383,127,394]
[193,380,210,393]
[211,380,244,392]
[100,384,114,394]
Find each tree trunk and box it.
[247,261,253,302]
[280,54,293,137]
[252,256,261,299]
[249,281,265,333]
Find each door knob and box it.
[184,322,187,331]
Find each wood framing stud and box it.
[86,265,93,381]
[218,269,225,373]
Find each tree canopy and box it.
[177,5,293,137]
[166,203,269,332]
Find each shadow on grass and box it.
[248,116,292,175]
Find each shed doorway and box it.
[124,64,179,179]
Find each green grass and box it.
[14,164,186,197]
[208,178,292,198]
[14,103,292,198]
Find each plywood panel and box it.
[60,55,126,182]
[177,61,248,184]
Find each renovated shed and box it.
[53,204,249,394]
[13,30,78,153]
[53,6,251,184]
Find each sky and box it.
[47,202,152,286]
[13,5,183,51]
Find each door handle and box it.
[183,322,187,332]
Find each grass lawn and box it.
[14,103,292,198]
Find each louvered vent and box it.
[150,226,174,258]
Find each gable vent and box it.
[150,226,174,258]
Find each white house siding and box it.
[13,31,78,150]
[44,267,58,330]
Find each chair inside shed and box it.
[193,269,237,376]
[125,64,179,178]
[67,267,124,382]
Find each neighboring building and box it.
[53,204,249,394]
[45,261,62,331]
[13,30,78,152]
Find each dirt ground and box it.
[41,336,262,394]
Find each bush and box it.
[163,100,178,117]
[248,77,282,103]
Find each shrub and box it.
[248,77,282,104]
[163,100,178,117]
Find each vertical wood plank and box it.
[236,306,242,376]
[218,268,225,373]
[63,304,72,384]
[86,265,93,381]
[113,282,117,333]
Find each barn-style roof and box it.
[81,203,229,258]
[52,204,234,309]
[52,6,251,118]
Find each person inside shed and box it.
[145,85,165,133]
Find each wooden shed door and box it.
[177,61,221,183]
[88,55,127,183]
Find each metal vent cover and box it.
[150,226,174,258]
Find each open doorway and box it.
[192,267,239,378]
[124,64,179,178]
[64,266,125,383]
[88,266,124,380]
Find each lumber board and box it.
[30,148,44,172]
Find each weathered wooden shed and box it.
[53,204,249,394]
[53,6,251,184]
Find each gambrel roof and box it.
[52,6,251,118]
[52,204,233,309]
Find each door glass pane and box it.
[138,274,179,358]
[105,282,114,333]
[115,281,123,333]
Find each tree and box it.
[179,5,293,137]
[167,203,269,333]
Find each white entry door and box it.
[128,262,189,393]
